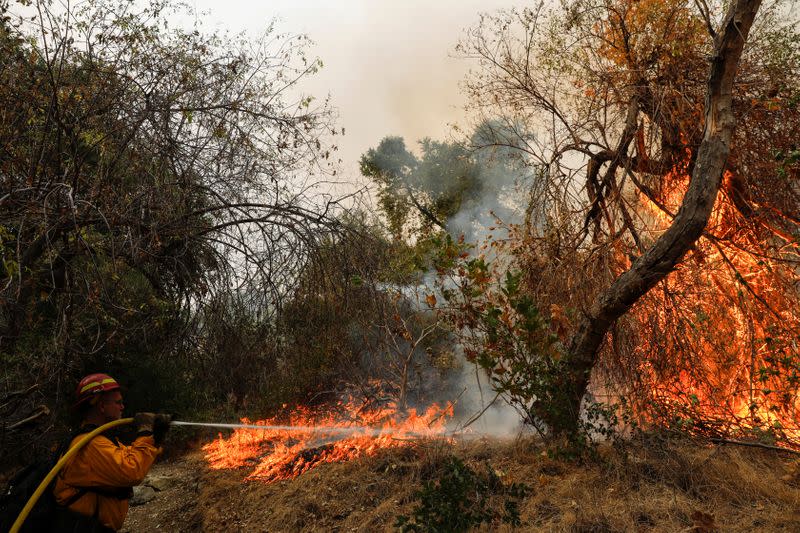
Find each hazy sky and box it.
[188,0,525,179]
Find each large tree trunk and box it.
[557,0,763,434]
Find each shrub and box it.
[395,455,529,532]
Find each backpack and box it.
[0,452,62,532]
[0,428,102,532]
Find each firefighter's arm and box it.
[79,434,160,487]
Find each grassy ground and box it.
[127,435,800,532]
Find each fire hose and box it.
[11,417,437,532]
[169,420,429,436]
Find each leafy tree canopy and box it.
[360,120,531,244]
[0,0,343,430]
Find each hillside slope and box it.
[125,437,800,532]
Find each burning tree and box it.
[445,0,800,442]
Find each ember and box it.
[202,399,453,482]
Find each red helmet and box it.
[75,373,120,407]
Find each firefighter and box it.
[52,373,171,532]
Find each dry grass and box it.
[191,436,800,532]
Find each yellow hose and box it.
[9,417,135,533]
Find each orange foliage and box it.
[596,0,705,69]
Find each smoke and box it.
[448,119,534,247]
[365,120,537,437]
[363,278,525,437]
[441,122,535,436]
[446,347,528,437]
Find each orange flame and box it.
[202,399,453,482]
[631,145,800,445]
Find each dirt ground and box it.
[123,437,800,532]
[122,455,205,532]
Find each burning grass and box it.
[191,435,800,532]
[201,399,453,482]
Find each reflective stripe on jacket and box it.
[52,431,160,531]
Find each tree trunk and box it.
[556,0,763,435]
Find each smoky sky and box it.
[187,0,526,179]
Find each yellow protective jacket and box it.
[52,428,160,531]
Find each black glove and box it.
[153,413,172,446]
[134,412,171,445]
[134,412,156,433]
